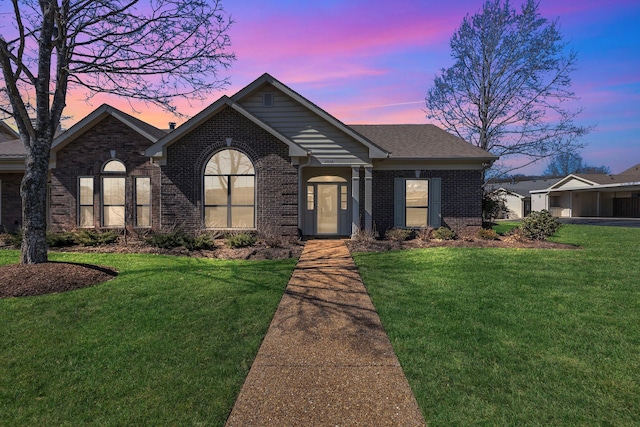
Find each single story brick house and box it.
[1,73,497,237]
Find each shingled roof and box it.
[349,124,497,160]
[0,138,25,158]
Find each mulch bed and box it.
[0,262,118,298]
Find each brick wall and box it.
[372,169,483,236]
[49,115,161,231]
[0,173,23,232]
[161,106,298,237]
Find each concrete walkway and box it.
[225,240,426,426]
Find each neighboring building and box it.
[1,73,497,237]
[531,164,640,218]
[487,178,561,219]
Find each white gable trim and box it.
[144,96,307,160]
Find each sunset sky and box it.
[61,0,640,175]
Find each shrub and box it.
[75,230,120,246]
[385,228,412,242]
[191,233,215,250]
[432,226,457,240]
[3,231,22,248]
[482,189,507,223]
[257,224,284,248]
[225,232,256,248]
[519,210,561,240]
[147,229,189,249]
[46,232,77,247]
[352,226,379,243]
[476,228,499,240]
[416,227,434,241]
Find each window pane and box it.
[308,176,347,183]
[231,176,254,205]
[204,176,228,205]
[406,180,428,207]
[204,206,227,228]
[104,206,125,227]
[79,178,93,205]
[103,160,126,172]
[79,206,94,227]
[406,207,428,227]
[136,178,150,204]
[340,186,348,210]
[231,207,254,228]
[307,185,314,210]
[205,150,254,175]
[103,177,125,205]
[136,206,151,227]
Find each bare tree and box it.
[426,0,591,178]
[0,0,235,264]
[543,152,611,177]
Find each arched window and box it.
[101,160,126,227]
[204,149,255,228]
[102,159,126,173]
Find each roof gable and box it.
[144,95,308,159]
[549,174,598,190]
[232,73,388,159]
[52,104,166,153]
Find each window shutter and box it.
[429,177,442,228]
[394,178,405,228]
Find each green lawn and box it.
[353,225,640,426]
[0,251,296,426]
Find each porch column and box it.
[364,166,372,231]
[352,167,360,235]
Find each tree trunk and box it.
[20,135,50,264]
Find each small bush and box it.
[432,226,457,240]
[257,224,284,248]
[46,232,77,247]
[352,227,379,243]
[76,230,120,246]
[147,229,188,249]
[225,232,256,248]
[385,228,412,242]
[476,228,499,240]
[416,227,434,241]
[520,210,561,240]
[3,231,22,248]
[191,233,215,250]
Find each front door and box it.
[304,176,349,236]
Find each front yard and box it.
[353,224,640,425]
[1,225,638,425]
[0,252,296,426]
